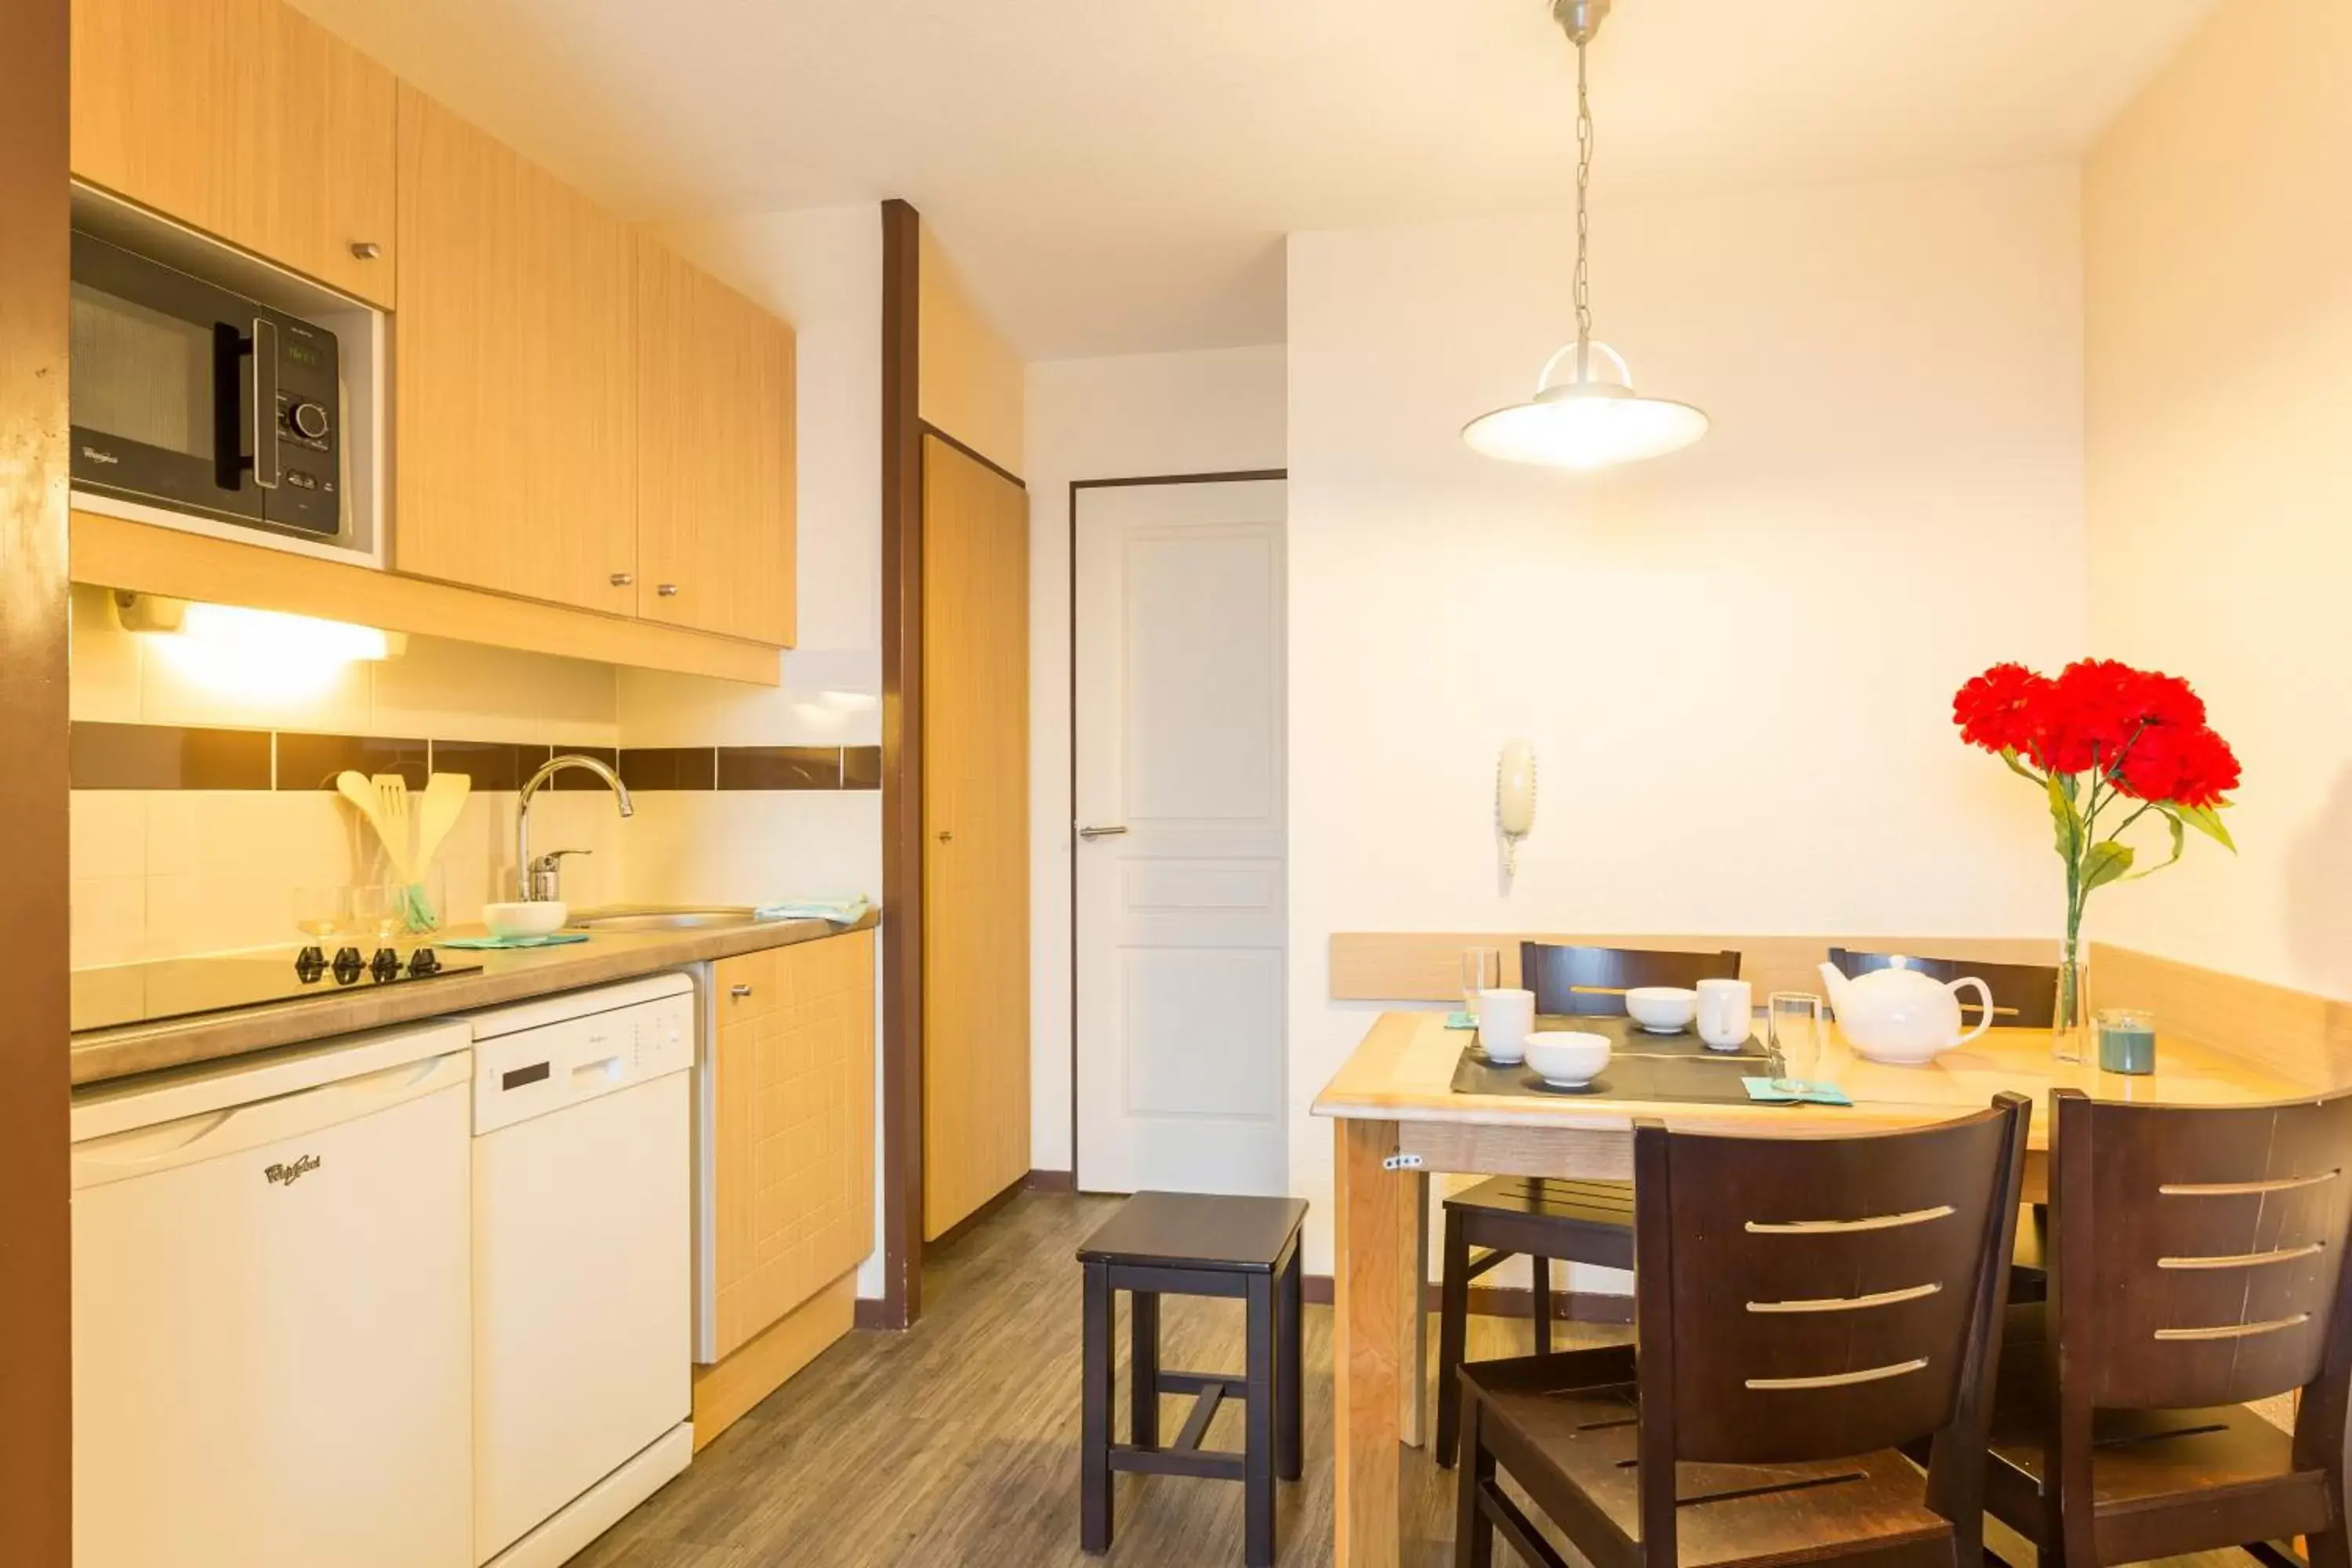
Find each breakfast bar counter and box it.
[1310,1008,2313,1568]
[69,909,880,1086]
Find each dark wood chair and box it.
[1521,941,1744,1017]
[1433,944,1741,1468]
[1076,1191,1306,1568]
[1454,1093,2031,1568]
[1825,947,2060,1030]
[1981,1087,2352,1568]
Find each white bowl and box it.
[1624,985,1698,1033]
[1526,1030,1613,1087]
[483,900,568,940]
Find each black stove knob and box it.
[369,947,402,982]
[295,946,327,982]
[408,948,444,977]
[331,946,365,984]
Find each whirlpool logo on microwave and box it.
[264,1154,322,1187]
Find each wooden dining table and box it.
[1311,1008,2316,1568]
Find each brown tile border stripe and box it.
[67,724,884,791]
[619,746,717,792]
[275,732,426,791]
[718,745,842,790]
[69,721,270,790]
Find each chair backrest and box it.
[2051,1087,2352,1412]
[1632,1095,2029,1484]
[1520,943,1740,1017]
[1826,947,2059,1029]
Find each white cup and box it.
[1696,978,1754,1051]
[1477,988,1535,1065]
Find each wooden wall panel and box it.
[2091,944,2352,1091]
[71,0,398,304]
[1330,931,2060,1008]
[710,930,875,1361]
[0,0,74,1553]
[921,435,1031,1240]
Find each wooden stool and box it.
[1076,1192,1307,1567]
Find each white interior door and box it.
[1076,477,1287,1194]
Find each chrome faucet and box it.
[516,753,634,901]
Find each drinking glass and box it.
[350,884,403,945]
[1460,948,1501,1018]
[1767,991,1825,1094]
[292,885,351,945]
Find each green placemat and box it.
[1450,1014,1769,1105]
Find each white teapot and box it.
[1816,958,1994,1065]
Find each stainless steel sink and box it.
[565,906,768,933]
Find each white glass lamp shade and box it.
[1463,340,1708,470]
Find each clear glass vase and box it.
[2052,934,2089,1064]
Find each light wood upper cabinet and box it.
[71,0,399,306]
[636,237,797,645]
[394,85,637,616]
[710,931,874,1361]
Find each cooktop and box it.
[71,945,485,1034]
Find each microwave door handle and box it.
[246,318,278,490]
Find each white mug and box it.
[1696,978,1754,1051]
[1477,988,1535,1065]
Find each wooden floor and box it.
[574,1191,2257,1568]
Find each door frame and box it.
[1065,470,1286,1192]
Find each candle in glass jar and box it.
[2095,1007,2156,1075]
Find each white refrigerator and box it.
[71,1020,475,1568]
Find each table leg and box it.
[1334,1117,1408,1568]
[1403,1166,1429,1448]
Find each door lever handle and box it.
[1076,825,1129,840]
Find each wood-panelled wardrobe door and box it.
[920,435,1029,1240]
[1639,1094,2030,1471]
[1521,942,1741,1016]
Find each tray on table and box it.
[1450,1014,1771,1105]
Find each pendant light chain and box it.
[1573,36,1594,382]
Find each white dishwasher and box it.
[71,1019,475,1568]
[467,975,695,1568]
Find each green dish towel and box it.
[1740,1077,1853,1106]
[441,932,591,950]
[750,895,872,925]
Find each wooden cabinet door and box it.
[393,85,637,615]
[71,0,398,306]
[921,436,1031,1240]
[710,931,874,1361]
[636,237,797,644]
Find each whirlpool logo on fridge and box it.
[264,1153,322,1187]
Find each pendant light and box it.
[1463,0,1708,469]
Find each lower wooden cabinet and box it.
[708,930,874,1362]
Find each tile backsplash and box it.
[67,586,886,972]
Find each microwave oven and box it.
[69,230,346,544]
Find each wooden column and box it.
[0,0,75,1558]
[1333,1118,1410,1568]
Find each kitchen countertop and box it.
[69,909,880,1087]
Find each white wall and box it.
[616,203,890,1297]
[1025,346,1288,1173]
[1286,165,2088,1272]
[2083,0,2352,1000]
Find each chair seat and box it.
[1076,1192,1308,1274]
[1985,1303,2327,1541]
[1468,1351,1952,1568]
[1446,1176,1636,1272]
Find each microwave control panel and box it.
[267,319,340,537]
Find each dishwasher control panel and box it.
[468,982,692,1136]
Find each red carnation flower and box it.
[1952,662,2052,756]
[2114,722,2240,808]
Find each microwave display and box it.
[68,231,343,542]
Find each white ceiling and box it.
[292,0,2218,361]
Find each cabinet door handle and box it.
[729,984,752,998]
[611,572,635,586]
[350,241,383,260]
[656,583,680,597]
[936,829,953,842]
